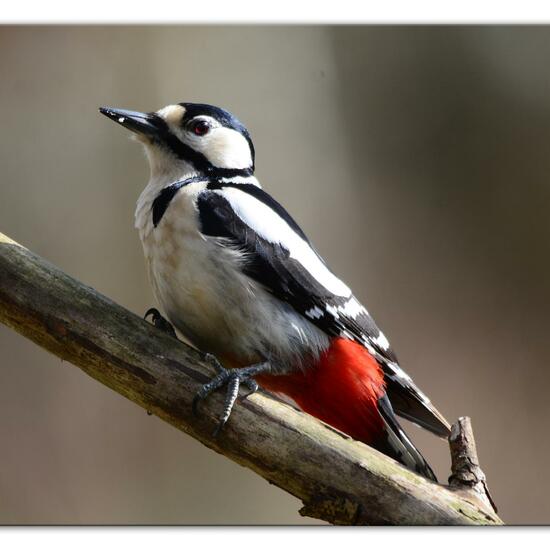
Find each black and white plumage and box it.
[197,179,449,437]
[100,102,450,480]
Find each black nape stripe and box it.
[152,177,206,227]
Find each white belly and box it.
[135,181,329,371]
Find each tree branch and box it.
[0,231,502,525]
[449,416,498,514]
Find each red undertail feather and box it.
[257,337,387,446]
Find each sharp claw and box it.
[244,379,259,393]
[144,307,160,321]
[144,307,177,338]
[214,376,240,436]
[192,366,229,417]
[212,419,227,438]
[241,379,259,399]
[192,362,271,435]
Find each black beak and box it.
[99,107,161,137]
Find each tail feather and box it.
[384,375,451,439]
[257,338,438,481]
[377,394,437,482]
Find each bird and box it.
[99,102,450,481]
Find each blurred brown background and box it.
[0,25,548,525]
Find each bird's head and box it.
[99,103,255,181]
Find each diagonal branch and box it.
[0,231,502,525]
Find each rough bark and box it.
[449,417,498,514]
[0,232,502,525]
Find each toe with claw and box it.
[144,307,177,339]
[193,361,271,436]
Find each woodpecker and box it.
[100,102,450,481]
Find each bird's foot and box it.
[193,360,271,437]
[144,307,177,339]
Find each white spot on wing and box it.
[326,304,341,317]
[216,187,352,297]
[339,297,365,319]
[386,361,431,404]
[366,344,377,356]
[305,306,324,319]
[387,361,412,382]
[374,330,390,350]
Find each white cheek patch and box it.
[157,104,186,126]
[200,128,252,169]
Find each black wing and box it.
[197,182,450,438]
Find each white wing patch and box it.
[305,306,324,319]
[386,361,431,405]
[373,330,390,350]
[216,187,352,297]
[321,298,367,321]
[338,297,366,319]
[325,304,340,318]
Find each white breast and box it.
[135,179,329,371]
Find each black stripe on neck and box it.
[151,176,206,228]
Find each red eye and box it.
[190,120,210,136]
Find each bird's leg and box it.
[193,361,271,437]
[144,307,177,339]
